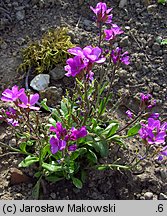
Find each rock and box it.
[40,86,63,107]
[9,168,32,185]
[30,74,50,91]
[50,192,56,199]
[159,169,167,181]
[119,0,127,8]
[147,4,157,14]
[16,10,25,21]
[120,36,131,47]
[49,66,66,81]
[152,43,161,52]
[144,192,153,200]
[159,193,167,200]
[9,138,17,146]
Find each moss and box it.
[18,27,75,74]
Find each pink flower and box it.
[126,110,133,119]
[90,2,113,25]
[104,24,124,41]
[65,56,88,77]
[83,46,106,64]
[18,93,40,110]
[70,126,87,141]
[139,118,167,145]
[1,85,25,102]
[111,47,130,65]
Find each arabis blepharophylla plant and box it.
[0,2,166,198]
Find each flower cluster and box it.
[0,85,40,126]
[90,2,129,66]
[139,117,167,160]
[65,46,105,78]
[90,2,113,27]
[50,122,87,154]
[140,93,156,109]
[111,47,130,65]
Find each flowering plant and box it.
[0,2,166,198]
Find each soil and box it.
[0,0,167,200]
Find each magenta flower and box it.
[111,47,130,65]
[67,47,85,57]
[65,56,88,77]
[50,137,66,154]
[70,126,87,141]
[90,2,113,25]
[157,146,167,161]
[139,118,167,145]
[126,110,133,119]
[149,113,160,119]
[1,85,25,102]
[104,24,124,41]
[49,123,87,154]
[140,93,156,109]
[7,119,19,127]
[50,122,67,140]
[83,46,106,64]
[68,144,77,152]
[18,93,40,110]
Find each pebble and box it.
[49,66,66,81]
[40,86,63,107]
[119,0,127,8]
[152,43,161,52]
[50,193,56,199]
[144,192,153,200]
[9,138,17,146]
[9,168,32,185]
[16,10,25,21]
[159,193,167,200]
[120,36,131,47]
[159,169,167,181]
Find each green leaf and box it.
[127,123,141,137]
[42,162,62,172]
[102,122,119,138]
[19,142,27,153]
[92,140,109,157]
[96,164,130,171]
[34,171,42,178]
[70,148,87,160]
[40,98,50,111]
[161,39,167,45]
[32,177,41,199]
[87,150,97,163]
[72,177,83,189]
[49,118,57,127]
[18,156,39,168]
[45,175,63,183]
[81,170,87,183]
[158,0,167,5]
[40,144,50,161]
[60,100,68,116]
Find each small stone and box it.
[160,169,167,181]
[159,193,167,200]
[16,10,25,21]
[144,192,153,200]
[119,0,127,8]
[0,42,7,50]
[9,138,17,146]
[9,168,32,185]
[50,192,56,199]
[152,43,161,52]
[49,66,66,81]
[147,4,157,14]
[120,36,131,47]
[40,86,63,107]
